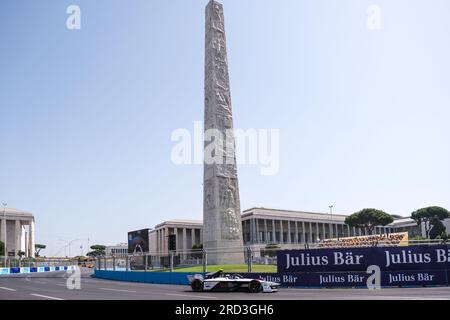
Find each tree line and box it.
[345,206,449,240]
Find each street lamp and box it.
[2,202,7,267]
[59,239,80,258]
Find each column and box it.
[156,230,159,254]
[1,218,6,253]
[191,228,196,247]
[182,228,187,259]
[302,221,306,244]
[272,220,276,243]
[280,220,284,244]
[163,228,167,254]
[255,219,260,243]
[322,223,326,239]
[264,219,268,243]
[29,220,35,258]
[294,221,299,243]
[330,221,334,238]
[24,231,28,257]
[316,222,319,242]
[308,222,312,243]
[15,220,20,257]
[287,221,291,244]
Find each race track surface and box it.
[0,268,449,300]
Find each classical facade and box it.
[148,207,439,255]
[0,207,35,258]
[241,208,427,249]
[149,220,203,257]
[105,243,128,256]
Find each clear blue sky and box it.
[1,0,449,256]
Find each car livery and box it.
[187,270,280,293]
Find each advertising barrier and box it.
[278,245,450,272]
[241,269,448,287]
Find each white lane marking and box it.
[0,287,16,291]
[30,293,64,300]
[99,287,137,293]
[35,281,47,284]
[167,293,218,299]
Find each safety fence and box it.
[0,257,79,269]
[94,239,448,273]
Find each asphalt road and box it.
[0,269,449,300]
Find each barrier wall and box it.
[94,270,195,285]
[93,269,449,288]
[0,265,77,275]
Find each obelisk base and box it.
[204,240,245,265]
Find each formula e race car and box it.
[187,270,280,293]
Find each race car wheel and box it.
[191,279,203,292]
[249,280,262,293]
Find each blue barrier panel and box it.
[94,270,198,285]
[30,267,37,273]
[10,267,20,274]
[44,267,50,272]
[382,269,447,287]
[225,270,450,288]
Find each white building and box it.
[147,207,446,255]
[0,207,35,258]
[149,219,203,256]
[105,243,128,256]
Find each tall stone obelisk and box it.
[203,0,244,264]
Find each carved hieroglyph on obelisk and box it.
[203,0,244,264]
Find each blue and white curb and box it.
[0,265,78,275]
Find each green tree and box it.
[190,244,203,259]
[0,241,4,256]
[87,244,106,257]
[345,208,394,235]
[34,244,46,257]
[429,217,447,239]
[411,206,449,239]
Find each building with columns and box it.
[145,208,434,256]
[241,208,425,249]
[149,219,203,256]
[0,207,35,258]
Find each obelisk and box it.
[203,0,244,264]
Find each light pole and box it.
[2,202,7,267]
[59,239,80,258]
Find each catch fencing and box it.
[94,239,447,273]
